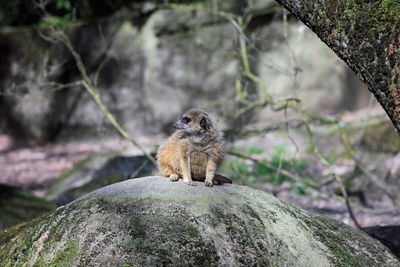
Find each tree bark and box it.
[275,0,400,133]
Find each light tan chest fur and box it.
[157,130,223,181]
[189,150,209,179]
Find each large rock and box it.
[359,120,400,153]
[1,177,398,266]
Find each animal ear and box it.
[200,116,211,130]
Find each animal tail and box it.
[214,173,232,184]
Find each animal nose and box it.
[173,122,179,129]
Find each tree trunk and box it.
[275,0,400,133]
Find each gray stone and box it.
[1,177,398,266]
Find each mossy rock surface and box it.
[0,185,56,230]
[1,177,398,266]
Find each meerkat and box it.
[157,108,231,187]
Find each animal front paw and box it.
[169,174,179,182]
[184,180,197,186]
[205,180,214,187]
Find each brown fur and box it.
[157,108,231,186]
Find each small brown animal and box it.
[157,108,231,186]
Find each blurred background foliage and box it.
[0,0,204,26]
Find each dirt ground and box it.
[1,122,400,228]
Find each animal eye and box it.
[182,117,191,123]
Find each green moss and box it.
[379,0,400,22]
[185,225,199,237]
[130,216,146,238]
[340,0,400,33]
[33,249,51,267]
[49,240,79,266]
[0,217,42,265]
[92,197,220,265]
[302,212,388,266]
[0,220,34,246]
[240,204,264,224]
[127,203,219,265]
[122,258,135,267]
[1,205,82,266]
[208,205,276,265]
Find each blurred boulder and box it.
[360,120,400,154]
[0,185,56,230]
[363,225,400,258]
[45,151,156,206]
[345,119,400,154]
[0,1,369,142]
[0,27,54,140]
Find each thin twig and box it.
[93,56,111,87]
[332,172,361,228]
[41,80,83,91]
[274,151,284,183]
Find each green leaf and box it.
[292,158,308,170]
[292,184,312,195]
[40,14,72,28]
[244,145,265,155]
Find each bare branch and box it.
[41,80,83,92]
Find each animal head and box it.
[173,108,213,135]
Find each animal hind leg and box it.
[159,164,180,182]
